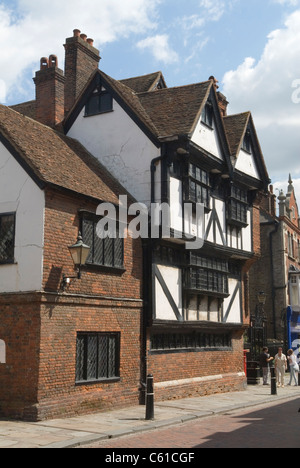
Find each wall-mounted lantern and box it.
[60,233,90,291]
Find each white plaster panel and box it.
[0,340,5,364]
[242,211,252,252]
[223,278,242,324]
[215,199,226,246]
[155,265,182,321]
[191,119,223,160]
[235,148,259,179]
[67,99,160,207]
[0,142,44,293]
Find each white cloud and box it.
[222,10,300,189]
[137,34,179,64]
[0,0,160,103]
[198,0,226,22]
[272,0,299,5]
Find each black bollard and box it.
[270,366,277,395]
[145,374,154,421]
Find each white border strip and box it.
[154,372,245,389]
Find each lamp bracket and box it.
[60,269,81,292]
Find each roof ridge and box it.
[137,79,212,97]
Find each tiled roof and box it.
[10,100,36,119]
[223,112,250,157]
[71,70,212,141]
[137,81,212,139]
[120,72,165,93]
[0,105,132,204]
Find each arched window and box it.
[0,340,6,364]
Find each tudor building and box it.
[63,39,270,398]
[0,29,270,418]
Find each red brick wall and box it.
[147,329,245,401]
[0,188,143,421]
[0,295,40,420]
[36,295,142,420]
[43,188,142,299]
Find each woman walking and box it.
[287,349,299,386]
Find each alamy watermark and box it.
[292,79,300,104]
[95,195,205,250]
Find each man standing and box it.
[259,347,274,385]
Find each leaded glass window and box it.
[76,333,120,383]
[0,213,15,264]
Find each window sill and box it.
[84,109,114,117]
[227,219,249,229]
[0,260,16,266]
[150,347,232,355]
[75,377,120,386]
[201,120,214,131]
[83,264,126,275]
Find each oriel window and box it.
[184,163,210,209]
[227,186,249,227]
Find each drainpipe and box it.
[265,219,280,339]
[141,145,167,403]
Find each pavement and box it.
[0,377,299,449]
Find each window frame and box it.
[184,163,210,210]
[76,332,120,384]
[80,212,125,271]
[151,331,232,353]
[0,212,16,265]
[84,89,113,117]
[227,186,249,228]
[201,101,213,128]
[184,253,229,298]
[242,131,251,153]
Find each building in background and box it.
[249,175,300,351]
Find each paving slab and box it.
[0,378,299,448]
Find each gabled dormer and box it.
[190,80,232,174]
[223,112,270,191]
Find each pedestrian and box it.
[259,347,274,385]
[287,349,299,386]
[275,347,287,387]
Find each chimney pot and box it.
[40,57,49,70]
[87,38,94,46]
[80,33,87,42]
[49,54,58,68]
[73,29,81,37]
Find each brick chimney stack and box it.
[33,55,65,127]
[64,29,100,115]
[209,76,229,117]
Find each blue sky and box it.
[0,0,300,199]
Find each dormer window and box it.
[242,131,251,153]
[85,89,113,116]
[201,101,213,128]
